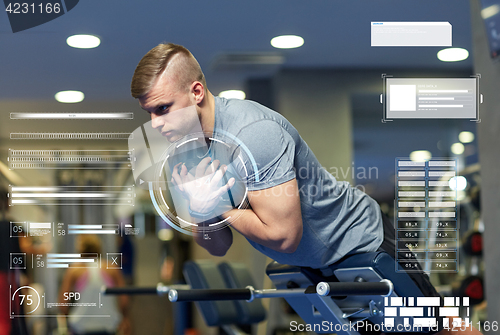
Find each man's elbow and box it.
[276,227,302,254]
[196,237,230,257]
[207,246,229,257]
[280,241,299,253]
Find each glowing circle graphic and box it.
[149,131,255,235]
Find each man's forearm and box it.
[192,207,279,256]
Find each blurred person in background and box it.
[116,233,134,286]
[0,187,28,335]
[160,256,174,285]
[58,235,131,335]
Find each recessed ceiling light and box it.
[219,90,246,100]
[458,131,475,143]
[409,150,432,162]
[270,35,304,49]
[450,142,465,155]
[481,4,500,19]
[437,48,469,62]
[67,34,100,49]
[55,90,84,103]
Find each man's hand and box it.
[171,157,235,215]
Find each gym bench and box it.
[104,251,440,334]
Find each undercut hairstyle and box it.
[131,43,206,99]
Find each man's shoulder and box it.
[216,97,284,132]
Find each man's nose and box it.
[151,113,164,129]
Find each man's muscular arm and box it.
[215,179,303,253]
[171,158,302,255]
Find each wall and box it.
[274,69,365,182]
[470,0,500,332]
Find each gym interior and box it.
[1,1,500,335]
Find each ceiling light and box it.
[481,4,500,19]
[450,142,465,155]
[437,48,469,62]
[449,176,467,191]
[458,131,475,143]
[270,35,304,49]
[55,90,84,103]
[219,90,246,100]
[67,34,100,49]
[410,150,432,162]
[157,228,173,241]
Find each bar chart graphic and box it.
[46,253,99,269]
[67,224,119,235]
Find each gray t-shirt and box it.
[214,96,383,269]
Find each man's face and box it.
[139,70,201,142]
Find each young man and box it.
[131,43,382,267]
[131,43,481,334]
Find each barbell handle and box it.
[102,286,157,295]
[102,283,190,296]
[316,279,393,297]
[169,288,252,302]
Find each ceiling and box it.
[0,0,474,103]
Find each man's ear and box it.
[191,81,205,104]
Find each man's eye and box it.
[159,106,167,112]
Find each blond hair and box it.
[131,43,206,98]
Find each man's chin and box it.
[165,134,181,142]
[164,131,198,143]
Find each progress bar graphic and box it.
[9,186,134,206]
[8,149,132,169]
[67,224,120,235]
[10,112,133,120]
[46,253,98,268]
[10,133,132,140]
[9,222,132,237]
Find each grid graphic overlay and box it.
[395,158,458,272]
